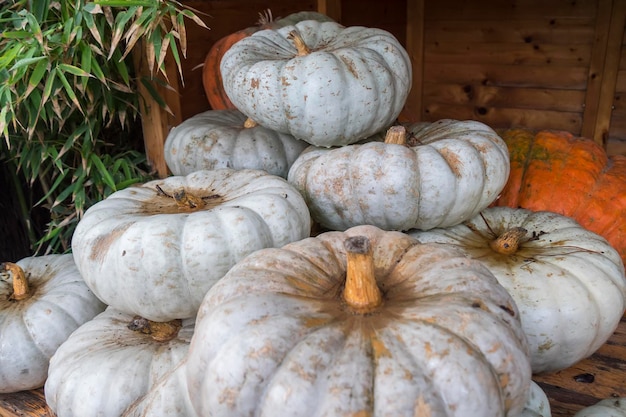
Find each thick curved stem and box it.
[2,262,30,301]
[343,236,382,314]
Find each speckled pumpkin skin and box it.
[0,254,106,393]
[202,11,334,110]
[287,119,510,232]
[220,20,412,147]
[71,169,311,322]
[186,225,532,417]
[409,207,626,374]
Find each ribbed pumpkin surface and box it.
[493,128,626,265]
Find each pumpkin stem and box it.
[257,8,274,25]
[343,236,383,314]
[1,262,30,301]
[244,117,258,128]
[490,227,528,255]
[287,30,311,56]
[383,125,408,145]
[128,316,183,342]
[156,185,206,210]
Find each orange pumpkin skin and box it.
[202,26,263,110]
[493,128,626,265]
[202,11,334,110]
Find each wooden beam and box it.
[593,0,626,147]
[399,0,425,122]
[133,41,183,179]
[581,0,625,147]
[317,0,342,22]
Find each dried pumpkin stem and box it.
[128,316,183,343]
[287,30,311,56]
[243,117,258,128]
[490,227,528,255]
[2,262,30,301]
[343,236,383,314]
[383,125,408,145]
[156,185,206,210]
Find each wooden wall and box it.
[142,0,626,177]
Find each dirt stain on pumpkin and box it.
[338,55,359,79]
[89,223,133,264]
[438,148,463,177]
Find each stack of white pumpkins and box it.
[1,16,625,417]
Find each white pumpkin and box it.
[0,254,106,393]
[121,357,197,417]
[186,225,531,417]
[220,20,412,147]
[408,206,626,373]
[520,381,552,417]
[45,307,195,417]
[71,168,312,322]
[164,109,308,178]
[288,120,510,231]
[573,398,626,416]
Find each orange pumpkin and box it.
[202,10,334,110]
[492,128,626,265]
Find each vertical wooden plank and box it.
[581,0,623,145]
[593,0,626,146]
[317,0,342,22]
[400,0,425,122]
[133,41,183,179]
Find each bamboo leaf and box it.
[82,10,104,48]
[23,58,48,100]
[90,153,117,191]
[57,63,92,78]
[55,68,84,114]
[9,56,46,72]
[94,0,155,6]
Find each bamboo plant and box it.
[0,0,207,255]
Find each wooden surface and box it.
[1,315,626,417]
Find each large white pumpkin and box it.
[288,120,510,231]
[71,169,312,321]
[409,207,626,373]
[186,225,531,417]
[220,20,412,147]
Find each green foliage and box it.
[0,0,208,255]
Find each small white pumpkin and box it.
[220,20,412,147]
[573,398,626,416]
[408,206,626,373]
[0,255,106,393]
[520,381,552,417]
[45,307,195,417]
[164,109,308,178]
[288,120,510,231]
[71,168,312,322]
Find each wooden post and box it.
[581,0,626,148]
[399,0,425,122]
[133,41,183,179]
[317,0,342,22]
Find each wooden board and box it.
[2,315,626,417]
